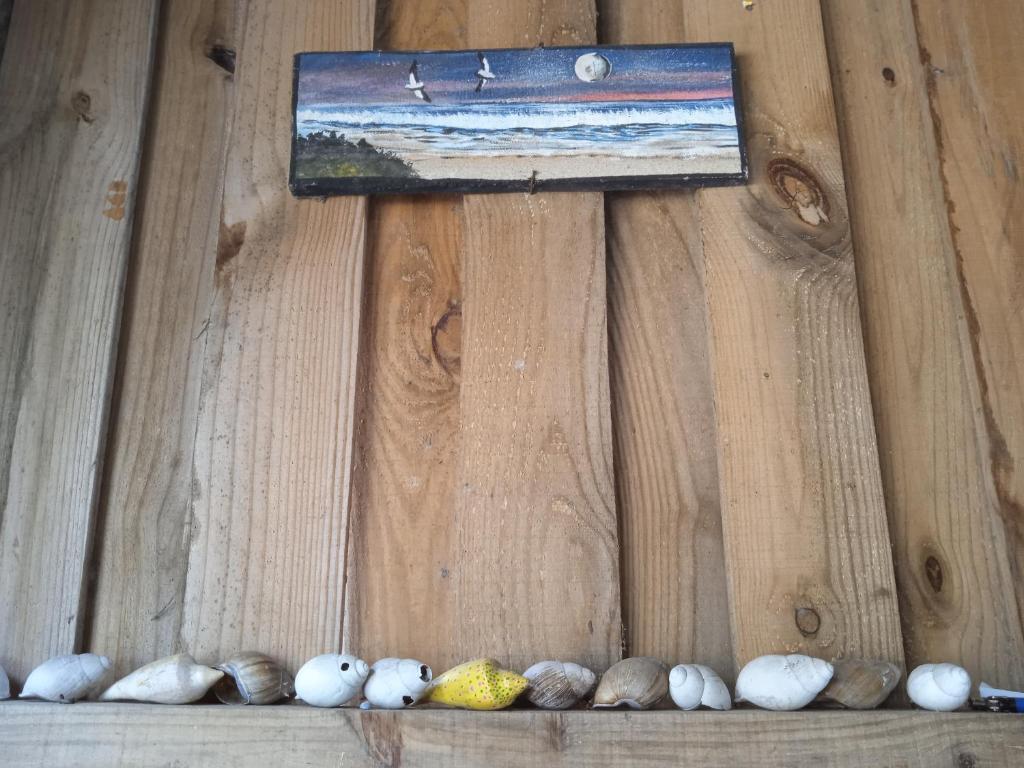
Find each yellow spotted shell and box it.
[426,659,528,710]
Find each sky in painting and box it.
[296,45,734,107]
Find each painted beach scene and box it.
[291,45,745,195]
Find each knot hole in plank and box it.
[71,91,94,123]
[794,606,821,637]
[767,157,830,227]
[431,302,461,379]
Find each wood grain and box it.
[179,0,374,671]
[342,0,467,670]
[681,0,905,667]
[1,704,1022,767]
[598,5,733,675]
[84,0,237,678]
[447,0,621,671]
[821,0,1024,687]
[0,0,10,65]
[909,0,1024,662]
[0,0,158,682]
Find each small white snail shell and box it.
[295,653,369,707]
[668,664,732,710]
[592,657,669,710]
[522,660,597,709]
[20,654,112,703]
[214,652,294,705]
[907,663,971,711]
[0,664,9,700]
[99,653,224,704]
[735,654,834,711]
[362,658,432,708]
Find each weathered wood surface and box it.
[598,6,732,675]
[448,0,621,671]
[822,0,1024,688]
[179,0,375,671]
[682,0,905,668]
[909,0,1024,661]
[1,704,1022,768]
[85,0,237,679]
[0,0,159,683]
[342,0,466,671]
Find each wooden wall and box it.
[0,0,1021,708]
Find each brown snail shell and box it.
[214,652,294,705]
[818,659,901,710]
[592,657,668,710]
[522,660,596,709]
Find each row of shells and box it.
[0,652,979,712]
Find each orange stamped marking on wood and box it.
[103,180,128,220]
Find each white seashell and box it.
[20,654,112,703]
[363,658,433,708]
[523,660,597,709]
[0,665,8,700]
[735,654,834,711]
[668,664,732,710]
[295,653,369,707]
[980,681,1024,698]
[907,663,971,711]
[99,653,223,704]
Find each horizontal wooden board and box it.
[0,704,1021,767]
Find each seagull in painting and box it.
[475,52,496,92]
[405,60,431,102]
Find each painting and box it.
[290,44,747,195]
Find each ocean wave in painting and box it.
[297,99,739,158]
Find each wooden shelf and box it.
[1,703,1022,767]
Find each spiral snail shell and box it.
[668,664,732,710]
[592,657,668,710]
[522,660,596,709]
[214,652,294,705]
[20,654,112,703]
[907,663,971,711]
[818,659,901,710]
[362,658,432,708]
[735,654,834,711]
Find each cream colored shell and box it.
[819,659,901,710]
[735,654,834,711]
[295,653,369,708]
[668,664,731,710]
[523,660,597,709]
[592,657,668,710]
[363,658,432,708]
[99,653,224,704]
[20,654,112,703]
[907,663,971,711]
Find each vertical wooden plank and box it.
[681,1,905,667]
[342,0,467,669]
[598,5,733,675]
[179,0,374,671]
[0,0,11,65]
[450,0,621,671]
[909,0,1024,660]
[85,0,237,677]
[0,0,158,682]
[821,0,1024,688]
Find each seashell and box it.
[818,659,901,709]
[735,654,834,711]
[980,681,1024,698]
[295,653,369,708]
[20,654,112,703]
[214,652,294,705]
[668,663,732,710]
[362,658,432,708]
[0,665,9,700]
[426,658,528,710]
[592,657,669,710]
[907,662,971,711]
[522,660,596,709]
[98,653,223,704]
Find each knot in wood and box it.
[794,606,821,636]
[767,157,830,226]
[71,91,94,123]
[924,555,944,593]
[431,303,462,377]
